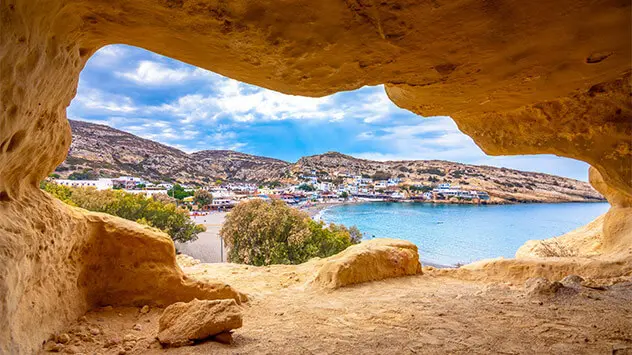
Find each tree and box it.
[152,193,176,205]
[220,199,360,266]
[167,184,194,200]
[340,191,349,199]
[348,226,363,243]
[298,184,315,192]
[193,189,213,207]
[40,182,204,243]
[68,169,99,180]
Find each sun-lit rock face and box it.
[0,0,630,353]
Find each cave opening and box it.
[1,1,630,352]
[61,44,611,267]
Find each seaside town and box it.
[51,170,491,213]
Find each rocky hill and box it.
[57,120,604,203]
[60,120,291,183]
[294,152,603,203]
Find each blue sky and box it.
[67,44,591,181]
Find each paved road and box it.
[176,212,228,263]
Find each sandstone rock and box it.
[560,275,585,287]
[104,338,120,348]
[63,345,80,354]
[88,327,100,336]
[132,324,142,331]
[0,197,245,353]
[56,333,71,344]
[1,1,631,353]
[313,239,422,289]
[157,299,242,347]
[139,305,150,314]
[525,278,564,296]
[213,332,234,345]
[176,254,202,268]
[43,340,63,352]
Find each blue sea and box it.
[320,202,610,267]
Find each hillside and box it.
[56,120,604,203]
[60,120,291,183]
[294,152,604,203]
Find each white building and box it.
[55,178,113,190]
[387,178,401,186]
[157,183,174,190]
[318,182,333,192]
[124,189,170,197]
[375,180,388,188]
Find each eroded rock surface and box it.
[313,238,422,289]
[0,0,630,353]
[0,191,243,353]
[157,298,243,347]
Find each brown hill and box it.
[57,120,603,203]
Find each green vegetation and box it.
[265,180,282,188]
[410,185,432,192]
[417,168,446,176]
[68,169,99,180]
[298,184,316,192]
[450,170,464,178]
[220,199,362,266]
[41,181,204,243]
[340,191,349,199]
[167,184,194,200]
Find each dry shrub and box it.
[537,239,576,257]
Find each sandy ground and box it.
[175,213,228,263]
[43,262,632,355]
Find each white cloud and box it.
[154,80,401,125]
[71,87,137,113]
[117,60,212,85]
[358,90,393,123]
[87,45,128,67]
[157,77,338,123]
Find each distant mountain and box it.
[57,120,604,203]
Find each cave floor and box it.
[42,263,632,354]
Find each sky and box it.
[67,44,591,181]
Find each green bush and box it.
[167,184,194,200]
[41,181,204,243]
[220,199,361,266]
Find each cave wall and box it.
[0,0,630,352]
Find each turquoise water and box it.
[320,202,610,266]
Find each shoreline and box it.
[300,198,608,219]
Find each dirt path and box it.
[41,262,632,355]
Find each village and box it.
[52,170,491,212]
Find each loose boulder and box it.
[157,299,242,347]
[313,238,422,289]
